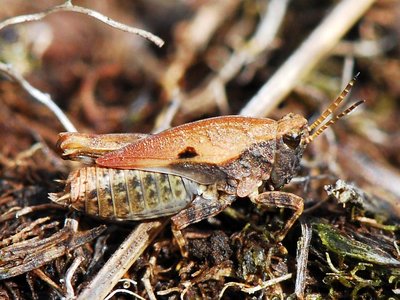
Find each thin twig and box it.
[76,219,168,300]
[32,269,64,297]
[161,0,240,98]
[64,255,84,300]
[341,56,355,89]
[104,289,146,300]
[0,1,165,132]
[218,273,292,299]
[141,256,158,300]
[152,93,182,133]
[219,0,291,82]
[104,279,145,300]
[240,0,376,117]
[295,220,312,299]
[0,63,77,132]
[0,1,164,47]
[180,0,290,118]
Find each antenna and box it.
[304,100,364,144]
[308,73,359,132]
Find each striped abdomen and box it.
[52,167,195,220]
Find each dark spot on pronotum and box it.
[178,146,198,159]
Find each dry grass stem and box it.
[295,221,313,299]
[76,219,167,300]
[240,0,376,117]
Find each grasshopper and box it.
[50,76,363,256]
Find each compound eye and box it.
[283,134,301,149]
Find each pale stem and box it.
[240,0,376,117]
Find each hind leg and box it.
[171,194,235,257]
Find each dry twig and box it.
[76,219,168,300]
[0,1,164,47]
[295,221,313,299]
[240,0,376,117]
[0,221,106,280]
[0,63,77,132]
[64,255,84,300]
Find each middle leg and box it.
[250,191,304,241]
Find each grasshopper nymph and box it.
[50,75,363,256]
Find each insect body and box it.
[51,76,363,256]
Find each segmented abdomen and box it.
[53,167,194,220]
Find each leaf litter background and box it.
[0,1,399,299]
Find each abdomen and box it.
[51,167,194,220]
